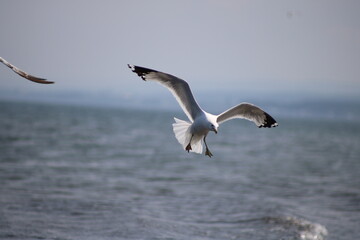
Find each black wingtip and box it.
[26,76,54,84]
[128,64,158,81]
[259,112,278,128]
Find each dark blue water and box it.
[0,101,359,240]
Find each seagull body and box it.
[128,64,277,157]
[0,57,53,84]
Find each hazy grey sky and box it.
[1,0,359,105]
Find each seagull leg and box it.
[185,135,194,152]
[203,135,213,158]
[185,143,192,152]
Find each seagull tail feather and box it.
[172,118,203,154]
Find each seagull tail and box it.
[172,118,203,154]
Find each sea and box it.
[0,100,359,240]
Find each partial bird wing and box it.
[217,102,278,128]
[0,57,53,84]
[128,64,203,122]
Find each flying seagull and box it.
[128,64,278,157]
[0,57,53,84]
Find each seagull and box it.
[128,64,278,157]
[0,57,53,84]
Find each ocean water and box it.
[0,100,359,240]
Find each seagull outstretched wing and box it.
[0,57,53,84]
[217,103,278,128]
[128,64,203,122]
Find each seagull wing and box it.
[128,64,203,122]
[0,57,54,84]
[217,102,278,128]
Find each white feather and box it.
[190,135,203,154]
[172,118,203,154]
[172,118,191,149]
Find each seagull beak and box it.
[214,128,218,134]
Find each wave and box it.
[197,216,328,240]
[264,216,328,240]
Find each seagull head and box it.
[209,123,219,134]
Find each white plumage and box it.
[173,118,203,154]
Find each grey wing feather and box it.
[128,64,203,122]
[0,57,53,84]
[217,102,278,128]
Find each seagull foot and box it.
[205,148,213,158]
[185,143,192,152]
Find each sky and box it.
[0,0,359,109]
